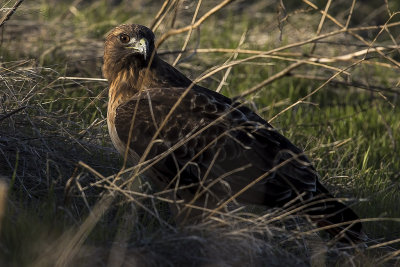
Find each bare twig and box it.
[309,0,332,54]
[236,62,303,99]
[156,0,235,47]
[151,0,178,32]
[57,76,107,82]
[268,60,362,123]
[303,0,400,68]
[0,0,24,28]
[172,0,203,66]
[345,0,356,29]
[150,0,171,31]
[159,46,400,70]
[291,74,400,94]
[216,30,247,93]
[308,46,399,63]
[0,106,26,121]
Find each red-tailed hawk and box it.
[103,24,364,243]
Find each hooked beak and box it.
[126,38,149,60]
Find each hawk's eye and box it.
[119,34,130,44]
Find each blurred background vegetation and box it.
[0,0,399,266]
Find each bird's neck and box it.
[107,57,155,106]
[108,56,193,106]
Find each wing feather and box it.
[114,86,318,206]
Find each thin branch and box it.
[150,0,171,31]
[345,0,356,29]
[172,0,203,66]
[236,62,303,99]
[156,0,235,47]
[57,76,107,82]
[268,60,362,123]
[158,46,400,70]
[216,30,247,93]
[310,0,331,54]
[0,0,24,28]
[151,0,178,32]
[0,106,27,121]
[303,0,400,68]
[308,46,399,63]
[291,74,400,94]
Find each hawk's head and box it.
[103,24,155,80]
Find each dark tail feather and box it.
[305,182,365,244]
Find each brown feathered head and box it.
[103,24,155,81]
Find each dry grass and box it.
[1,0,400,266]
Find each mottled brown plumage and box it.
[103,24,364,243]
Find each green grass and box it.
[1,0,400,266]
